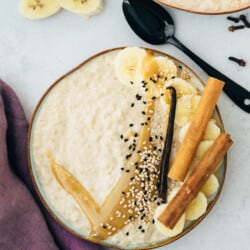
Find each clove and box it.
[228,57,246,67]
[227,16,240,23]
[240,15,250,28]
[228,25,245,32]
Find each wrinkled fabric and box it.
[0,79,102,250]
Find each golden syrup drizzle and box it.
[48,153,101,228]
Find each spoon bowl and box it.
[123,0,250,113]
[123,0,174,44]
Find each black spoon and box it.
[122,0,250,113]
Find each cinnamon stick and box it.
[168,78,224,181]
[158,133,233,229]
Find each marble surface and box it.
[0,1,250,250]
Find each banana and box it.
[175,95,201,127]
[141,56,177,85]
[165,78,197,98]
[201,174,219,197]
[19,0,61,19]
[115,47,147,88]
[154,204,185,237]
[203,120,221,141]
[185,192,207,221]
[179,120,221,143]
[189,140,214,173]
[59,0,103,17]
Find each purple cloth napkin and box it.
[0,79,103,250]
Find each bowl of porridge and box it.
[28,47,230,249]
[157,0,250,14]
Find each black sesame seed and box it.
[157,202,161,206]
[131,103,135,108]
[103,225,107,229]
[161,93,164,96]
[136,94,142,100]
[143,101,147,104]
[124,139,129,142]
[160,136,164,141]
[122,191,126,195]
[129,216,133,220]
[152,219,155,224]
[145,88,148,92]
[126,169,130,173]
[135,162,138,166]
[128,145,132,150]
[149,136,153,142]
[152,96,156,100]
[154,146,157,151]
[126,232,129,236]
[120,167,124,171]
[141,229,145,233]
[138,225,142,230]
[137,150,141,154]
[165,77,168,81]
[172,76,176,79]
[134,133,138,137]
[147,117,151,121]
[130,177,135,181]
[130,81,134,85]
[120,134,124,139]
[126,154,132,159]
[129,123,134,127]
[141,123,144,126]
[152,80,157,83]
[141,111,146,115]
[178,65,183,69]
[145,122,148,125]
[155,135,158,139]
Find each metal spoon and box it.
[122,0,250,113]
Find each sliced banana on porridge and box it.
[179,119,221,142]
[175,95,201,127]
[185,192,207,221]
[115,47,147,88]
[165,78,197,98]
[31,47,230,247]
[201,174,219,197]
[154,204,185,237]
[19,0,61,19]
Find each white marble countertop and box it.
[0,1,249,250]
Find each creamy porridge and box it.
[30,48,225,248]
[160,0,250,13]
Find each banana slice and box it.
[154,204,185,237]
[115,47,147,88]
[141,56,177,85]
[59,0,103,17]
[203,120,221,141]
[189,140,214,173]
[185,192,207,221]
[175,95,201,127]
[201,174,219,197]
[165,78,197,98]
[179,120,221,143]
[19,0,61,19]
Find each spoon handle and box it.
[169,36,250,113]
